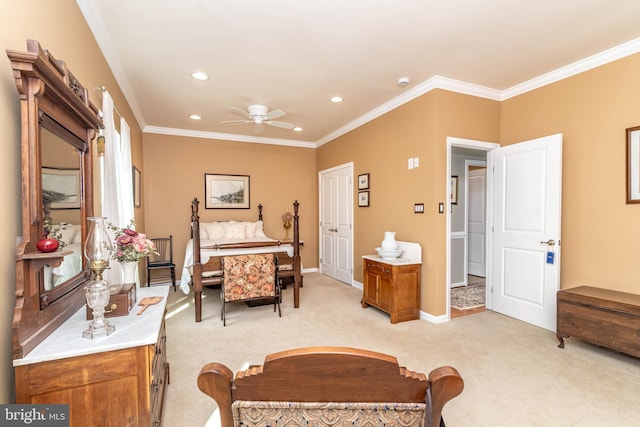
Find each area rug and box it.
[451,283,485,310]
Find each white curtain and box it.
[101,90,137,286]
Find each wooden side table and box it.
[361,256,421,323]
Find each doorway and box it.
[447,138,498,320]
[319,162,353,284]
[447,135,563,331]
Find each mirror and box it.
[40,123,84,294]
[8,40,103,359]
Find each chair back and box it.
[222,254,276,302]
[149,236,173,265]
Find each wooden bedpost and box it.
[293,200,301,308]
[191,198,203,322]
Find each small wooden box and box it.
[86,282,137,319]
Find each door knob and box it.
[540,239,556,246]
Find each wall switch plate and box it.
[438,202,444,214]
[413,157,419,167]
[408,158,414,169]
[414,203,424,213]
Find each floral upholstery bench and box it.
[197,346,464,427]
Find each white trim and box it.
[144,126,316,148]
[76,0,146,129]
[502,37,640,100]
[447,138,499,321]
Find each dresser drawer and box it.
[364,260,391,277]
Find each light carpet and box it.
[163,273,640,427]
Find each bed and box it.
[43,224,83,290]
[183,198,302,322]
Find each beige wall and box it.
[318,90,501,315]
[0,0,143,402]
[3,0,640,408]
[501,53,640,293]
[141,133,318,277]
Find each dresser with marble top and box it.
[13,286,170,427]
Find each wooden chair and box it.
[221,253,280,326]
[146,236,176,291]
[198,346,464,427]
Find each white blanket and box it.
[180,238,294,294]
[43,242,83,290]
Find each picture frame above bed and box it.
[205,173,250,209]
[42,167,81,209]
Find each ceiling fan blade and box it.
[221,119,252,124]
[229,107,251,118]
[266,120,295,130]
[264,109,285,120]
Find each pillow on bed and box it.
[204,222,225,240]
[254,220,267,238]
[222,222,246,239]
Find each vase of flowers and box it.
[107,220,157,284]
[282,211,293,240]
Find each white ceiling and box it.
[77,0,640,147]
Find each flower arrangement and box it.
[43,219,67,248]
[107,220,157,263]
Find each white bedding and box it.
[43,242,83,290]
[180,238,294,294]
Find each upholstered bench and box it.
[198,346,463,427]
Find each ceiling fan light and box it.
[191,71,209,81]
[330,96,343,103]
[293,127,303,132]
[189,114,201,120]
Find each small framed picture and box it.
[358,191,369,207]
[358,173,370,190]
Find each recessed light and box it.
[293,127,303,132]
[189,114,201,120]
[330,96,343,103]
[191,72,209,81]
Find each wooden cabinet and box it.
[557,286,640,358]
[362,257,421,323]
[14,287,170,426]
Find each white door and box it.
[490,134,562,331]
[467,165,486,277]
[319,164,353,284]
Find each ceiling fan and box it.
[222,104,295,133]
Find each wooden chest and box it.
[556,286,640,358]
[86,282,137,319]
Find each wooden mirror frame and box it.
[8,40,103,359]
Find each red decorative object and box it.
[36,238,59,253]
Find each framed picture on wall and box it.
[627,126,640,204]
[451,175,458,205]
[358,173,370,190]
[358,191,369,207]
[205,173,250,209]
[42,167,81,209]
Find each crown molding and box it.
[143,126,316,148]
[76,0,147,128]
[501,36,640,100]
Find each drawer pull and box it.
[104,303,117,313]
